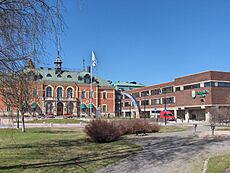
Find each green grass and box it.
[25,119,83,124]
[159,126,191,133]
[0,128,140,173]
[207,154,230,173]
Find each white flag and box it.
[92,51,96,67]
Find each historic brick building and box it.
[121,71,230,121]
[1,56,115,117]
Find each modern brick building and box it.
[1,56,115,117]
[121,71,230,121]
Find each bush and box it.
[84,120,122,143]
[114,119,160,135]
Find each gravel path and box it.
[96,125,230,173]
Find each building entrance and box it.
[57,102,63,116]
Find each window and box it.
[84,75,91,84]
[141,91,149,97]
[67,88,73,98]
[184,84,200,90]
[132,92,139,98]
[89,91,93,98]
[66,102,74,114]
[57,74,62,78]
[162,97,175,104]
[141,100,149,106]
[175,87,180,91]
[151,89,161,95]
[33,89,37,97]
[204,82,215,87]
[46,87,52,97]
[56,87,63,98]
[6,105,11,112]
[103,91,107,99]
[78,76,83,81]
[125,102,130,106]
[81,90,86,99]
[162,86,174,94]
[46,102,53,114]
[151,98,161,105]
[217,82,230,87]
[67,75,72,78]
[102,105,107,113]
[46,74,52,77]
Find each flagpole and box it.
[90,57,93,117]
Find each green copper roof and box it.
[35,68,113,87]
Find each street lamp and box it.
[164,94,167,125]
[143,92,149,119]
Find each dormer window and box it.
[78,76,83,81]
[84,74,91,84]
[46,74,52,77]
[67,75,72,78]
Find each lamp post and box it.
[164,94,167,125]
[144,92,149,119]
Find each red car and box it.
[160,110,175,121]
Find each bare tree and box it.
[208,106,230,126]
[0,68,38,132]
[0,0,63,71]
[0,0,63,131]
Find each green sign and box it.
[192,90,209,99]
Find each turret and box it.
[54,53,62,74]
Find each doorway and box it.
[57,102,63,116]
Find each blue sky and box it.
[45,0,230,85]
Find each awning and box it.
[80,103,87,109]
[88,104,94,109]
[31,102,38,109]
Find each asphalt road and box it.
[96,125,230,173]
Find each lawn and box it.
[159,125,191,133]
[0,128,140,173]
[206,154,230,173]
[25,119,83,124]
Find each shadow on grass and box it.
[0,139,138,172]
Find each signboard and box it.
[192,90,209,99]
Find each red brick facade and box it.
[121,71,230,121]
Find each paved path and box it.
[96,125,230,173]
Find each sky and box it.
[45,0,230,86]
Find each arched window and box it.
[46,87,52,97]
[67,102,74,114]
[67,87,73,98]
[46,101,53,114]
[67,75,72,78]
[57,87,63,98]
[46,74,52,77]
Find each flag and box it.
[92,51,96,67]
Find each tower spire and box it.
[82,57,85,71]
[54,51,62,74]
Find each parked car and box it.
[38,113,45,119]
[46,113,55,118]
[159,110,175,121]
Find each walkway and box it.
[96,125,230,173]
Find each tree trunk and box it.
[17,109,19,129]
[21,113,25,132]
